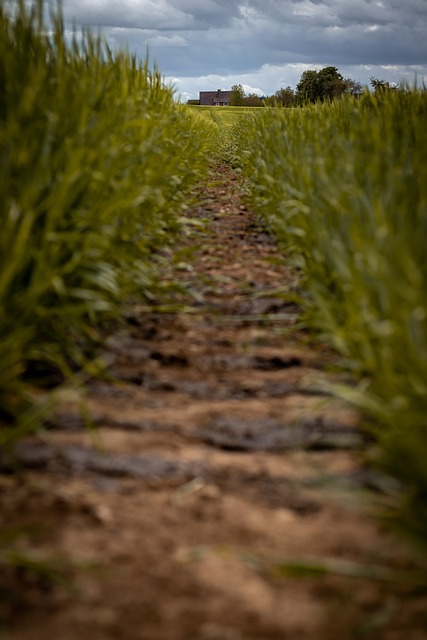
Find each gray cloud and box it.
[57,0,242,31]
[46,0,427,95]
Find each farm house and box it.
[199,89,232,105]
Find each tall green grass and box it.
[0,0,216,439]
[238,92,427,554]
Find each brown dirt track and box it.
[1,164,426,640]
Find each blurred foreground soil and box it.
[1,164,426,640]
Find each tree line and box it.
[229,67,397,107]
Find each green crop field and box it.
[0,0,218,442]
[187,105,264,164]
[232,93,427,552]
[187,105,263,129]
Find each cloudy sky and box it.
[54,0,427,100]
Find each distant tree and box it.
[370,76,386,92]
[296,67,358,104]
[370,76,397,93]
[243,93,264,106]
[343,78,364,97]
[295,70,319,104]
[317,66,346,101]
[230,84,245,106]
[274,86,296,107]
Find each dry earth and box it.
[1,164,426,640]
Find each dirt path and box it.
[1,164,426,640]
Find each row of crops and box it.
[0,0,218,443]
[228,92,427,554]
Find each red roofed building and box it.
[199,89,232,106]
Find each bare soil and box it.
[1,164,426,640]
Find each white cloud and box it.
[241,83,264,96]
[148,34,189,48]
[364,25,381,33]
